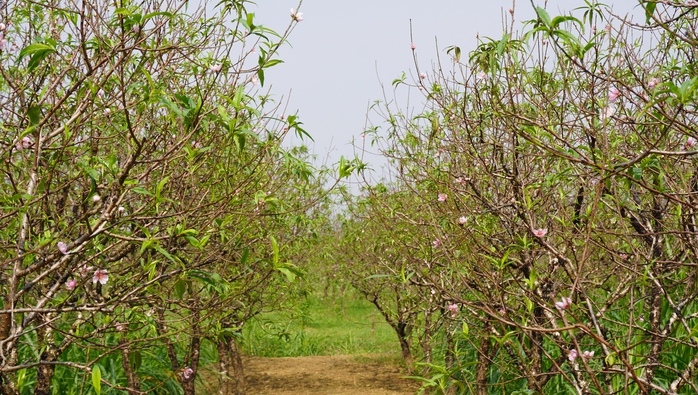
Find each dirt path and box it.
[243,355,421,395]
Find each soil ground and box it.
[243,354,421,395]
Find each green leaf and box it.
[257,69,265,87]
[644,2,657,25]
[605,352,616,366]
[91,365,102,395]
[19,43,56,72]
[536,7,551,28]
[271,236,279,265]
[27,106,41,126]
[174,279,187,299]
[262,59,284,69]
[130,351,142,372]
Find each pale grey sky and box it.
[250,1,641,178]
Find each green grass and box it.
[242,290,400,358]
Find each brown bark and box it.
[476,331,492,395]
[396,323,414,374]
[120,339,141,394]
[34,314,60,395]
[0,374,18,395]
[217,337,245,395]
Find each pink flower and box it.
[65,279,77,290]
[0,39,7,51]
[182,367,194,380]
[410,42,416,50]
[582,350,594,361]
[532,228,548,237]
[685,137,696,150]
[608,87,620,103]
[57,242,69,255]
[476,71,486,80]
[648,77,660,89]
[290,9,304,22]
[555,296,572,311]
[447,303,458,317]
[209,64,222,73]
[16,136,32,150]
[420,72,427,79]
[103,108,111,116]
[97,89,104,98]
[437,193,447,202]
[458,216,467,225]
[93,269,108,285]
[131,25,140,33]
[77,264,93,277]
[0,23,5,31]
[433,239,441,248]
[568,349,578,362]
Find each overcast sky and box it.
[248,0,641,180]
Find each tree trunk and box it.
[476,331,492,395]
[396,323,414,373]
[120,339,141,394]
[0,373,18,395]
[34,314,59,395]
[217,337,245,395]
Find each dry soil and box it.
[242,355,420,395]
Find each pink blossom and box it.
[458,216,467,225]
[131,25,140,33]
[685,137,696,150]
[182,367,194,380]
[103,108,111,116]
[433,239,441,248]
[57,242,68,255]
[209,64,222,73]
[619,253,628,259]
[555,296,572,311]
[447,303,458,317]
[77,264,93,277]
[582,350,594,361]
[0,23,5,31]
[65,279,77,290]
[97,89,104,98]
[420,72,427,79]
[410,42,416,50]
[608,87,620,103]
[532,228,548,237]
[648,77,660,89]
[93,269,109,285]
[16,136,31,150]
[290,9,304,22]
[0,39,7,51]
[476,71,486,80]
[437,193,447,202]
[568,349,578,362]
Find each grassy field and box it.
[242,290,401,361]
